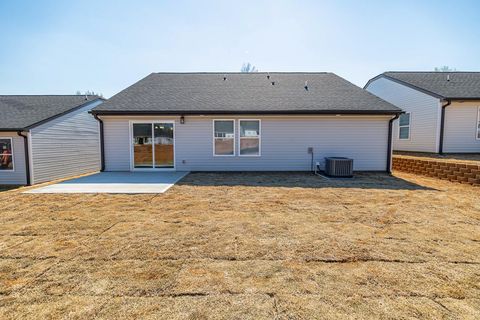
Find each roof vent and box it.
[447,74,450,82]
[267,73,270,79]
[304,81,308,91]
[223,75,227,81]
[271,81,275,86]
[85,94,88,101]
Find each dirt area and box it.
[394,151,480,165]
[0,172,479,319]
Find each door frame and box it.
[129,120,176,171]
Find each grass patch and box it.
[0,172,479,319]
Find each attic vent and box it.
[304,81,308,91]
[267,74,270,79]
[271,81,275,86]
[223,75,227,81]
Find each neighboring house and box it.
[365,72,480,153]
[0,95,104,185]
[91,73,402,173]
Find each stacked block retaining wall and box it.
[393,155,480,185]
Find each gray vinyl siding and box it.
[0,132,27,185]
[443,102,480,153]
[102,115,390,172]
[366,77,441,153]
[29,100,102,184]
[104,118,131,171]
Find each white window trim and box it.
[476,107,480,140]
[128,120,176,171]
[0,137,14,172]
[238,119,261,157]
[398,112,411,140]
[213,119,235,157]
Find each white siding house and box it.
[365,77,441,153]
[0,133,27,185]
[92,73,402,173]
[0,96,103,185]
[365,72,480,154]
[101,115,390,172]
[443,101,480,153]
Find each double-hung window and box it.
[398,112,411,140]
[213,120,235,156]
[476,107,480,140]
[0,138,14,171]
[239,120,260,156]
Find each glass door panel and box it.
[133,123,153,168]
[154,123,174,168]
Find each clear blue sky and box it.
[1,0,479,97]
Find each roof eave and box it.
[90,109,402,116]
[445,97,480,101]
[0,128,28,132]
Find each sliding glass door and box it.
[132,122,174,169]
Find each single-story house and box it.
[0,95,104,185]
[90,73,402,173]
[365,72,480,153]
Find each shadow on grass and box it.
[177,172,437,191]
[58,171,189,185]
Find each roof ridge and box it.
[385,71,480,74]
[152,72,333,75]
[0,94,100,97]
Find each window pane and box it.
[399,113,410,126]
[0,139,12,153]
[214,121,234,138]
[133,123,153,168]
[0,139,13,170]
[154,123,174,168]
[399,127,410,139]
[240,120,259,137]
[215,138,234,155]
[240,138,259,155]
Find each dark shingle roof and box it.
[0,95,102,130]
[92,73,401,115]
[372,72,480,99]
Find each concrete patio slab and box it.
[24,171,189,194]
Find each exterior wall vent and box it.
[325,157,353,177]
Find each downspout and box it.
[438,99,451,154]
[93,114,105,171]
[17,131,31,186]
[387,114,401,174]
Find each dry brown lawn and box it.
[0,172,479,319]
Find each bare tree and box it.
[75,90,104,98]
[241,62,258,73]
[434,66,456,72]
